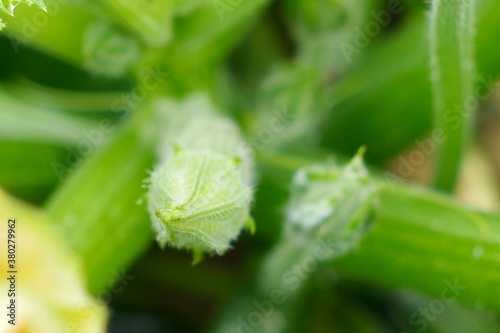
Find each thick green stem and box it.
[46,108,155,294]
[336,184,500,311]
[429,0,477,191]
[395,292,500,333]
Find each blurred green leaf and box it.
[321,0,500,164]
[1,1,140,76]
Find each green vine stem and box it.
[429,0,477,191]
[336,183,500,311]
[46,106,155,294]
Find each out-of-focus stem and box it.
[46,107,155,294]
[429,0,477,191]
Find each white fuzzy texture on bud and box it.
[147,94,254,258]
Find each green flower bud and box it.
[147,94,254,259]
[286,150,376,239]
[259,151,379,294]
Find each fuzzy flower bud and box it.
[147,94,254,259]
[259,151,379,294]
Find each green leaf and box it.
[1,0,45,15]
[1,2,140,76]
[0,0,46,29]
[320,0,500,165]
[0,87,100,144]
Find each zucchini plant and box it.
[1,0,500,332]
